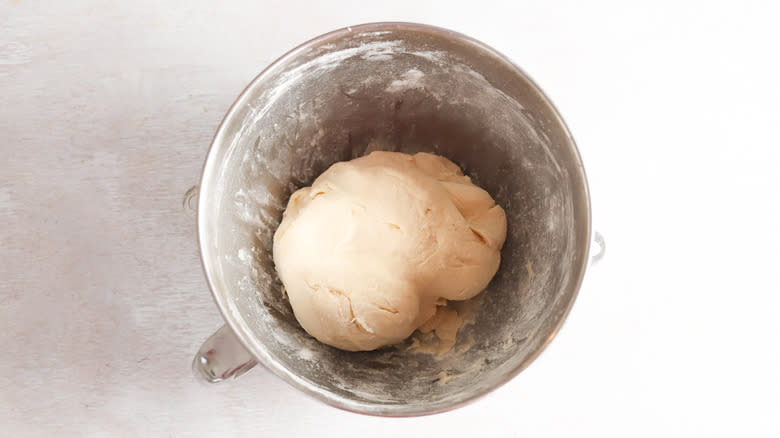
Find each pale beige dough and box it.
[272,151,507,351]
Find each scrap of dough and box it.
[273,151,507,351]
[409,293,484,357]
[411,305,465,357]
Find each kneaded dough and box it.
[273,151,507,351]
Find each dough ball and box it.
[272,151,507,351]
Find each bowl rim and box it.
[197,21,591,417]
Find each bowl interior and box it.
[198,23,590,416]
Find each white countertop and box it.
[2,1,778,436]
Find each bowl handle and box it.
[192,324,258,383]
[590,231,606,265]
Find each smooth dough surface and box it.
[272,151,507,351]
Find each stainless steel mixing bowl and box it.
[192,22,591,416]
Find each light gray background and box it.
[2,1,778,436]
